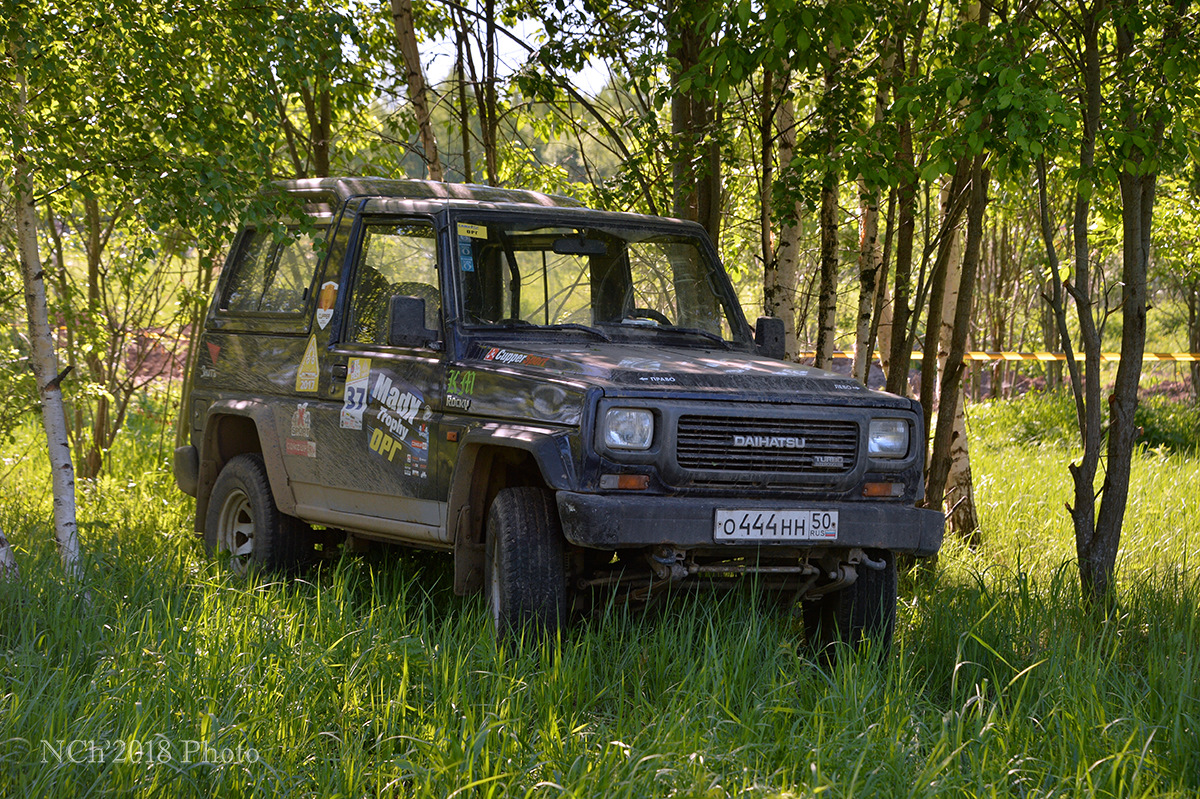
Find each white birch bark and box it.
[13,69,83,580]
[770,97,801,360]
[935,187,980,543]
[0,529,18,581]
[852,177,880,383]
[875,282,894,381]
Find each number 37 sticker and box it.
[339,358,372,429]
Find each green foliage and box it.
[1,1,283,243]
[1,394,1199,796]
[970,390,1200,455]
[1134,397,1200,455]
[969,390,1084,448]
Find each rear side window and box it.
[221,228,325,314]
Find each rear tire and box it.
[484,487,568,640]
[803,550,897,660]
[205,453,314,575]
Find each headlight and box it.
[868,418,909,458]
[603,408,654,450]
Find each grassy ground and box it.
[1,392,1198,797]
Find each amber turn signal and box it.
[862,482,904,498]
[600,474,650,490]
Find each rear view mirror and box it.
[755,316,786,360]
[552,236,607,256]
[388,295,439,348]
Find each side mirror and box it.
[388,295,439,348]
[755,316,786,360]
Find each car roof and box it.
[271,177,586,211]
[264,177,709,237]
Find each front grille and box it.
[676,415,858,476]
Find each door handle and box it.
[331,364,348,382]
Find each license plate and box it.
[714,509,839,542]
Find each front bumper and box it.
[555,492,944,557]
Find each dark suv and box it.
[174,178,942,651]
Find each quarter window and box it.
[220,228,325,314]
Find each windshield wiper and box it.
[600,321,729,347]
[669,326,732,348]
[539,323,612,341]
[484,320,612,341]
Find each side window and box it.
[348,221,439,345]
[220,227,325,314]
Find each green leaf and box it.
[773,20,787,50]
[920,158,948,183]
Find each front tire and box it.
[205,453,313,575]
[803,550,897,660]
[484,487,568,640]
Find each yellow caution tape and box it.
[799,352,1200,362]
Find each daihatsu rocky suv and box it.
[174,178,942,652]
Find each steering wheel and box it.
[626,308,672,326]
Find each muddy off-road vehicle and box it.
[174,178,942,651]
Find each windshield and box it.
[453,217,749,345]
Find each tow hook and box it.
[647,546,688,581]
[802,548,879,599]
[859,551,887,571]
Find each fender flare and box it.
[447,424,576,594]
[194,399,297,532]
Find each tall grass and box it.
[1,392,1198,797]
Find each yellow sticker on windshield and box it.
[457,223,485,239]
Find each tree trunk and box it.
[298,80,332,178]
[886,127,916,396]
[0,528,18,581]
[1084,165,1154,600]
[927,160,986,544]
[761,72,800,358]
[1189,280,1200,401]
[483,0,499,185]
[875,282,894,380]
[883,1,928,397]
[455,27,473,184]
[1081,0,1170,601]
[815,173,839,369]
[773,96,804,360]
[390,0,444,181]
[1036,5,1106,607]
[13,68,82,580]
[852,178,880,383]
[81,191,108,479]
[669,11,722,246]
[814,45,843,371]
[869,190,897,379]
[918,159,971,449]
[852,49,891,384]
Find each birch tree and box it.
[10,63,80,578]
[2,1,277,578]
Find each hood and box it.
[465,341,909,407]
